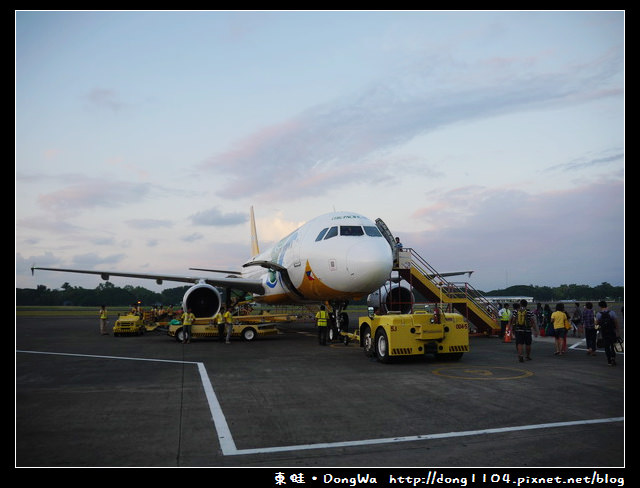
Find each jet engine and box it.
[182,282,222,318]
[367,279,414,314]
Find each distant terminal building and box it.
[486,296,534,304]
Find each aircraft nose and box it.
[346,240,393,291]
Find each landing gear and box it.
[328,301,349,342]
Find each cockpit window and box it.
[320,225,381,240]
[315,228,328,241]
[324,226,338,240]
[364,226,382,237]
[340,226,364,236]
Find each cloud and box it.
[182,233,204,243]
[17,250,126,274]
[190,207,248,226]
[125,218,173,229]
[405,179,624,289]
[85,88,126,112]
[254,213,307,245]
[17,215,84,235]
[544,148,624,173]
[37,178,150,215]
[200,49,622,202]
[71,252,126,268]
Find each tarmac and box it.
[16,312,624,472]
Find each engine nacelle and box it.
[182,283,221,318]
[367,279,414,314]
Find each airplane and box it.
[31,207,394,336]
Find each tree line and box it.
[16,282,191,307]
[484,282,623,302]
[16,280,623,307]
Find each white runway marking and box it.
[17,350,624,457]
[196,361,236,454]
[226,417,624,456]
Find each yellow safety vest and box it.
[182,312,195,325]
[100,309,107,319]
[224,311,232,324]
[316,310,328,326]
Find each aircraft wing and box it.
[189,267,242,275]
[30,266,265,295]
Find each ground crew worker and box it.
[316,305,328,345]
[181,308,195,344]
[224,307,233,344]
[99,305,108,335]
[499,303,511,341]
[214,309,224,342]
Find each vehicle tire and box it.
[242,327,257,341]
[375,328,391,363]
[361,325,374,357]
[176,328,189,343]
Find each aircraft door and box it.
[375,218,396,253]
[291,227,306,269]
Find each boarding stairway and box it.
[396,248,500,335]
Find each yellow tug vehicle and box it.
[112,314,146,336]
[357,308,469,363]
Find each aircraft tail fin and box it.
[250,206,260,257]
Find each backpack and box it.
[599,310,614,334]
[516,309,528,327]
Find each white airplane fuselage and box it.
[243,211,393,305]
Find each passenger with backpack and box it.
[509,299,539,362]
[596,300,620,366]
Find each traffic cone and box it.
[504,329,512,343]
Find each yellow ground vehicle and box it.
[167,318,278,342]
[357,309,469,363]
[113,314,145,336]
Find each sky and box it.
[15,10,624,294]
